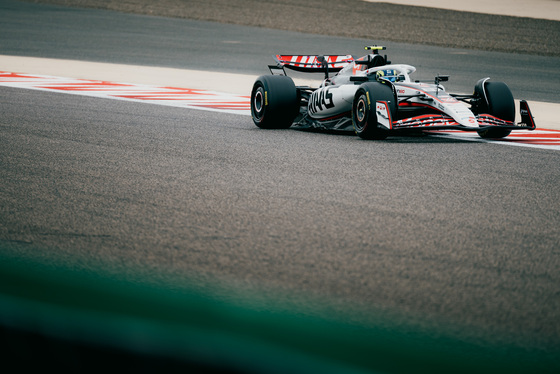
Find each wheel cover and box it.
[253,87,265,120]
[354,96,367,131]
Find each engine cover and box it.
[308,85,358,119]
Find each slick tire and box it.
[352,82,396,140]
[475,81,515,139]
[251,75,299,129]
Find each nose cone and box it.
[451,105,479,128]
[459,116,479,128]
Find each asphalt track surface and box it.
[1,0,560,368]
[21,0,560,57]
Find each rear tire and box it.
[251,75,299,129]
[474,81,514,139]
[352,82,396,140]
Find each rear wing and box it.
[271,55,354,77]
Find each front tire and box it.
[474,80,515,139]
[352,82,396,140]
[251,75,299,129]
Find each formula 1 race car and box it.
[250,46,536,140]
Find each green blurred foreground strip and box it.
[0,253,557,373]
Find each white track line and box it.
[0,71,250,115]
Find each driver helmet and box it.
[376,69,398,82]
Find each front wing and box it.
[386,100,536,132]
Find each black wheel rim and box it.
[253,87,265,121]
[354,95,367,131]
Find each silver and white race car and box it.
[250,46,536,139]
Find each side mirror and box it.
[435,75,449,84]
